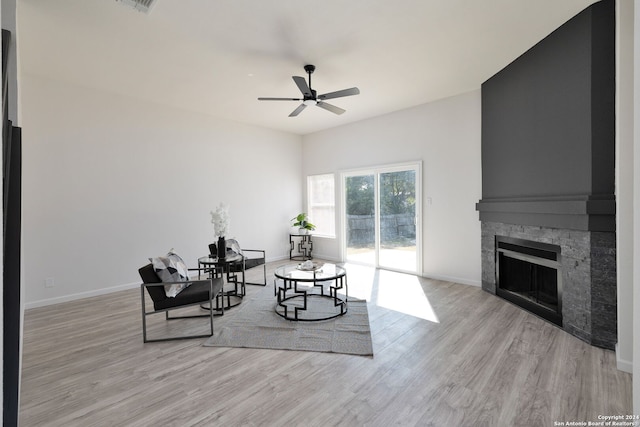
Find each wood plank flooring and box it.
[19,261,631,426]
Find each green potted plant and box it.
[291,213,316,234]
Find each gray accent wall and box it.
[477,0,615,232]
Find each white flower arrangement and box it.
[210,203,230,238]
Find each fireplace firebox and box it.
[496,236,562,326]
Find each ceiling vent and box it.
[115,0,156,14]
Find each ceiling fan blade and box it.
[318,87,360,100]
[292,76,312,97]
[289,103,307,117]
[258,97,302,101]
[316,101,345,115]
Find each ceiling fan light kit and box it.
[258,65,360,117]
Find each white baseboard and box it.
[25,281,140,310]
[422,273,481,287]
[616,343,633,373]
[265,254,290,263]
[310,253,341,263]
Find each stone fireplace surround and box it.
[481,222,616,349]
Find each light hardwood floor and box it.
[20,261,631,426]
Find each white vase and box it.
[299,228,308,235]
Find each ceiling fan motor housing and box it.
[305,90,317,102]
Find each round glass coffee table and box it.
[274,263,347,321]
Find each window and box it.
[307,173,336,237]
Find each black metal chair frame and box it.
[240,249,267,286]
[140,264,224,343]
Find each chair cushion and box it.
[139,263,161,283]
[149,251,191,297]
[227,256,264,273]
[139,263,168,304]
[153,277,224,311]
[244,257,265,270]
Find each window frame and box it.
[306,173,336,238]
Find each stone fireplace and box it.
[476,0,617,350]
[481,223,616,349]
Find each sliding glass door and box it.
[345,173,376,265]
[379,168,418,271]
[343,163,421,274]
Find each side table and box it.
[290,233,313,260]
[198,254,245,313]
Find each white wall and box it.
[634,0,640,415]
[617,0,634,374]
[21,74,302,307]
[302,90,482,286]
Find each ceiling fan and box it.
[258,65,360,117]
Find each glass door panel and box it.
[379,170,417,272]
[345,174,376,265]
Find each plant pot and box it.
[299,228,308,235]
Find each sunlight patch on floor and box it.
[376,270,439,323]
[342,262,375,301]
[343,263,439,323]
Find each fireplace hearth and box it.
[496,236,562,326]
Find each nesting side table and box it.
[289,233,313,260]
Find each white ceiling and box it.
[18,0,598,135]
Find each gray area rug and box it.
[203,285,373,356]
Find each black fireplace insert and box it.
[496,236,562,326]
